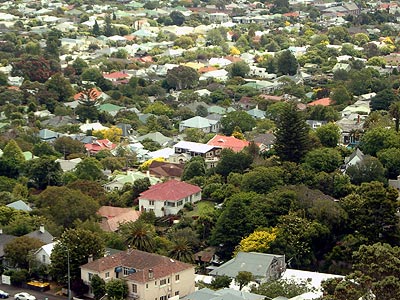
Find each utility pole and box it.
[67,247,71,300]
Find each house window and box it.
[177,200,183,206]
[160,296,167,300]
[146,284,149,289]
[105,272,110,279]
[88,273,93,281]
[160,279,167,286]
[149,200,155,206]
[42,255,46,263]
[175,291,179,296]
[123,267,129,276]
[175,274,180,281]
[167,278,170,284]
[132,284,137,293]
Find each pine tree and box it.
[92,20,100,36]
[274,102,310,163]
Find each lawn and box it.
[185,200,215,218]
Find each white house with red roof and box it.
[138,180,201,217]
[207,134,250,152]
[103,71,130,83]
[80,249,195,300]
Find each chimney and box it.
[357,114,360,124]
[148,269,153,279]
[0,228,2,235]
[39,225,45,233]
[88,254,93,263]
[146,170,150,178]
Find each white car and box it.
[14,293,35,300]
[0,290,9,299]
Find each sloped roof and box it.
[148,161,184,178]
[139,179,201,201]
[6,200,32,212]
[207,135,250,152]
[97,206,142,232]
[137,132,172,146]
[307,98,332,107]
[80,249,194,283]
[181,116,218,129]
[209,252,284,278]
[182,288,265,300]
[174,141,219,154]
[24,227,54,244]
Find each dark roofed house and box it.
[0,230,17,266]
[80,249,195,300]
[24,225,54,244]
[148,160,185,180]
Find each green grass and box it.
[185,200,215,218]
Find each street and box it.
[0,284,68,300]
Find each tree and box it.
[206,28,226,46]
[182,157,206,181]
[346,155,386,185]
[105,279,128,300]
[340,182,399,244]
[25,157,63,189]
[253,279,311,299]
[166,66,199,90]
[210,275,231,290]
[72,58,88,75]
[303,148,342,173]
[377,148,400,179]
[327,26,350,43]
[0,71,8,86]
[228,61,250,78]
[168,237,194,263]
[220,111,256,135]
[371,88,399,111]
[51,228,104,284]
[274,103,310,163]
[119,220,156,252]
[74,158,104,181]
[32,142,60,157]
[215,149,253,178]
[169,11,185,26]
[315,123,341,147]
[330,86,352,106]
[360,127,400,156]
[241,166,284,194]
[236,229,278,254]
[53,136,85,158]
[75,88,100,122]
[4,236,44,269]
[45,29,61,60]
[2,139,25,169]
[11,57,55,83]
[92,20,100,36]
[132,178,151,200]
[90,275,106,300]
[235,271,254,290]
[37,186,99,228]
[276,50,298,75]
[389,101,400,132]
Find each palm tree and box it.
[119,221,155,252]
[168,237,194,264]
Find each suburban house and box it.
[253,133,276,152]
[85,139,117,155]
[34,241,58,266]
[103,171,161,192]
[148,161,185,180]
[209,252,286,283]
[343,148,365,171]
[138,180,201,217]
[6,200,32,212]
[172,141,222,168]
[207,134,250,152]
[24,225,54,244]
[97,206,142,232]
[80,249,196,300]
[0,230,16,267]
[179,116,220,133]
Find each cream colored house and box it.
[80,249,195,300]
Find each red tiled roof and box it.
[139,56,153,63]
[73,88,102,101]
[207,134,250,152]
[97,206,141,232]
[224,55,242,63]
[198,66,218,73]
[103,72,129,80]
[80,249,193,283]
[259,94,283,102]
[307,97,332,107]
[283,11,300,17]
[139,180,200,201]
[85,139,117,153]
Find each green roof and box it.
[98,103,125,113]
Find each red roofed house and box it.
[85,139,117,155]
[97,206,142,232]
[307,97,332,107]
[103,71,130,82]
[73,88,103,101]
[80,249,195,300]
[138,180,201,217]
[207,134,250,152]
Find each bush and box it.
[10,269,29,287]
[184,202,194,211]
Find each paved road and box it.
[0,284,67,300]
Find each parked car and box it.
[0,290,9,299]
[14,293,35,300]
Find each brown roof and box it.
[81,249,193,283]
[148,161,184,179]
[97,207,142,232]
[194,247,216,263]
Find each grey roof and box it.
[41,116,78,127]
[181,116,218,129]
[344,148,364,164]
[185,101,210,113]
[209,252,284,278]
[39,128,61,140]
[0,234,17,257]
[24,227,54,244]
[6,200,32,212]
[137,132,172,146]
[182,288,265,300]
[253,133,276,145]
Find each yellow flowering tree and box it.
[92,126,122,143]
[235,228,278,254]
[230,46,241,56]
[139,157,165,170]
